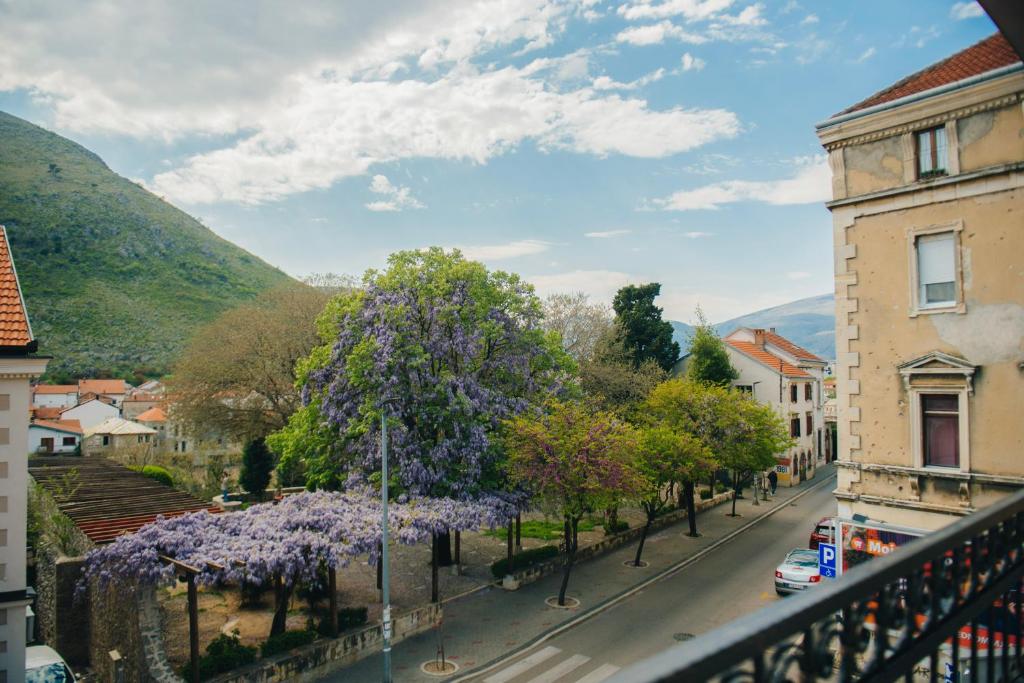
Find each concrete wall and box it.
[33,393,78,410]
[29,426,79,454]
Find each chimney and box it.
[754,329,767,348]
[769,327,776,334]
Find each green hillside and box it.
[0,111,293,381]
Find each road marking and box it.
[574,663,620,683]
[484,647,562,683]
[524,655,590,683]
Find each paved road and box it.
[470,475,838,683]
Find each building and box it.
[134,405,167,439]
[121,392,161,420]
[721,328,829,486]
[59,397,119,431]
[83,417,157,456]
[816,33,1024,530]
[28,420,82,454]
[30,385,78,410]
[76,379,127,407]
[0,226,49,680]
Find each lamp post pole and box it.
[381,410,393,683]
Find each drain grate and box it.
[673,632,695,642]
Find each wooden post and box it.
[515,513,522,552]
[187,573,199,683]
[507,520,514,574]
[328,567,339,637]
[454,531,461,567]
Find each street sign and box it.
[819,542,837,578]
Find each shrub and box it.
[602,519,629,535]
[316,606,369,636]
[699,489,713,501]
[490,545,559,578]
[181,633,257,681]
[241,438,273,501]
[260,629,317,658]
[239,580,268,608]
[714,482,727,493]
[140,465,173,487]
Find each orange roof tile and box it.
[761,330,824,363]
[33,384,78,395]
[32,406,63,420]
[0,226,34,350]
[726,340,812,378]
[32,419,83,435]
[78,379,127,395]
[136,406,167,422]
[839,34,1020,115]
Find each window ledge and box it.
[909,302,966,318]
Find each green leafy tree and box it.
[578,324,666,417]
[686,308,738,387]
[240,438,274,501]
[612,283,680,373]
[505,400,641,605]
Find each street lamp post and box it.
[381,409,393,683]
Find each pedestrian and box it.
[768,469,778,496]
[220,470,231,502]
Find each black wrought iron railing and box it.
[612,488,1024,683]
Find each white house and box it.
[0,224,49,678]
[60,397,119,431]
[721,328,829,487]
[84,416,158,455]
[30,384,78,410]
[77,378,128,407]
[29,419,83,454]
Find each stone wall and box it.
[89,579,148,683]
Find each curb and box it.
[451,471,838,682]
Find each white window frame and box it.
[907,221,965,317]
[908,386,971,473]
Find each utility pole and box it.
[381,410,393,683]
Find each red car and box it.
[809,517,836,550]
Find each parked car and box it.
[775,548,822,595]
[26,645,75,682]
[809,517,836,550]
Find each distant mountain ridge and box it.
[670,293,835,361]
[0,111,293,380]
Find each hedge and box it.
[128,465,173,487]
[490,544,559,578]
[261,629,317,658]
[181,633,256,681]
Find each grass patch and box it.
[483,519,597,541]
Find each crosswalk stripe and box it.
[573,663,620,683]
[525,654,591,683]
[484,647,563,683]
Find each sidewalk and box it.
[329,465,836,682]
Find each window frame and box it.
[915,125,948,179]
[909,387,970,473]
[790,384,798,403]
[907,221,965,317]
[804,383,812,401]
[790,417,801,438]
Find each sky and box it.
[0,0,999,323]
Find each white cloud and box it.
[591,68,666,90]
[616,0,735,22]
[457,239,553,260]
[949,2,984,20]
[651,155,831,210]
[615,21,708,46]
[800,14,818,25]
[364,174,425,211]
[584,229,633,238]
[852,47,876,63]
[786,271,811,280]
[684,231,713,238]
[680,52,706,71]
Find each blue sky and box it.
[0,0,998,322]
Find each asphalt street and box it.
[471,474,839,683]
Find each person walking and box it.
[220,470,231,502]
[768,469,778,496]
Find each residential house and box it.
[722,328,829,486]
[31,385,78,410]
[77,378,128,407]
[121,392,162,419]
[29,420,82,454]
[816,33,1023,530]
[60,397,119,431]
[133,379,165,395]
[135,405,167,440]
[0,225,49,679]
[83,417,157,456]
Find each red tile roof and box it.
[0,226,34,350]
[761,330,825,363]
[135,406,167,423]
[32,419,83,435]
[32,407,64,420]
[726,340,812,378]
[78,379,127,395]
[33,384,78,395]
[839,33,1021,115]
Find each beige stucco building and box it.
[816,33,1023,531]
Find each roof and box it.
[838,33,1021,115]
[759,329,824,363]
[32,406,63,420]
[85,416,157,437]
[0,226,34,350]
[135,406,167,422]
[124,392,161,402]
[725,339,812,379]
[28,456,219,544]
[33,384,78,395]
[62,397,118,414]
[78,379,127,395]
[31,419,83,435]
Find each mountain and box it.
[0,111,293,381]
[670,293,835,361]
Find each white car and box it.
[774,548,822,595]
[26,645,75,683]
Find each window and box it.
[0,395,9,411]
[102,435,110,446]
[806,413,813,435]
[917,233,956,308]
[0,497,6,513]
[62,437,76,446]
[0,428,8,446]
[790,417,801,438]
[917,126,947,178]
[922,394,959,468]
[735,385,753,394]
[790,385,798,403]
[804,384,812,401]
[0,462,6,478]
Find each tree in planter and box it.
[240,438,274,501]
[505,400,641,606]
[632,424,712,565]
[685,308,738,387]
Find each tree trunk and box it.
[605,506,618,532]
[515,513,522,551]
[684,480,699,537]
[454,530,461,566]
[557,516,579,607]
[634,511,654,566]
[730,472,739,516]
[270,574,293,638]
[431,533,440,603]
[436,529,454,567]
[506,521,514,574]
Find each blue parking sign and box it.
[819,542,837,579]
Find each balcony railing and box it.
[612,487,1024,683]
